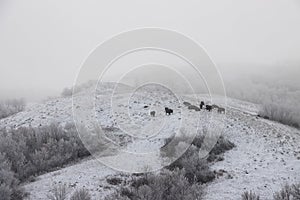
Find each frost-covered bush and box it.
[0,153,24,200]
[243,183,300,200]
[0,123,90,182]
[161,130,234,184]
[242,191,260,200]
[47,184,68,200]
[226,78,300,128]
[166,144,215,184]
[273,184,300,200]
[106,169,203,200]
[70,188,91,200]
[0,99,25,119]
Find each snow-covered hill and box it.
[1,83,299,200]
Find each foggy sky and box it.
[0,0,300,101]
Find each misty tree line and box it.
[227,79,300,128]
[0,99,25,120]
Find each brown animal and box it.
[188,105,200,111]
[218,107,225,114]
[183,102,191,106]
[150,111,156,117]
[212,104,219,109]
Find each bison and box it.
[188,105,200,111]
[183,102,191,106]
[218,107,225,114]
[200,101,205,109]
[206,105,212,112]
[165,107,173,115]
[150,111,156,117]
[212,104,219,109]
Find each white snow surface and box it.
[0,83,299,200]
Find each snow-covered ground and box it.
[1,83,299,200]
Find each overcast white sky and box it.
[0,0,300,101]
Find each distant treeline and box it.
[0,99,25,119]
[226,78,300,128]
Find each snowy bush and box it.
[273,184,300,200]
[47,184,68,200]
[0,123,89,182]
[70,188,91,200]
[242,183,300,200]
[242,191,260,200]
[0,99,25,119]
[0,153,24,200]
[226,78,300,128]
[106,169,203,200]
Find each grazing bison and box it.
[212,104,219,110]
[188,105,200,111]
[150,111,155,117]
[183,102,191,106]
[200,101,205,109]
[206,105,212,112]
[144,105,149,108]
[218,107,225,114]
[165,107,173,115]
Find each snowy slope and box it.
[1,83,299,200]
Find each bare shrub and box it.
[70,188,91,200]
[47,184,68,200]
[242,191,260,200]
[106,177,123,185]
[106,169,203,200]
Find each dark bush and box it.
[210,136,235,155]
[106,177,123,185]
[162,131,234,184]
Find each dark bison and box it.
[150,111,156,117]
[165,107,173,115]
[200,101,205,109]
[206,105,212,112]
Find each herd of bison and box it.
[149,101,226,117]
